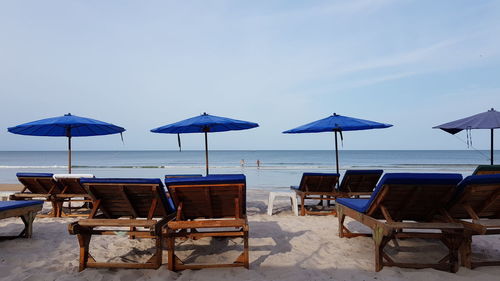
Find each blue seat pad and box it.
[165,174,246,187]
[165,174,202,178]
[336,198,370,212]
[80,178,164,187]
[337,173,463,213]
[0,200,44,212]
[343,170,383,176]
[16,173,54,178]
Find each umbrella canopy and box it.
[433,108,500,164]
[8,113,125,173]
[151,113,259,174]
[283,113,393,173]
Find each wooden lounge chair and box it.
[445,174,500,269]
[67,178,175,271]
[164,174,249,271]
[336,173,465,272]
[0,200,43,240]
[53,174,94,217]
[10,173,63,217]
[291,173,340,216]
[337,169,383,197]
[472,165,500,175]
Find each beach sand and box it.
[0,190,499,281]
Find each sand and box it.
[0,190,499,281]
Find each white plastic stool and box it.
[267,191,299,216]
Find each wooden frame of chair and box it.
[337,170,383,197]
[54,177,93,217]
[292,173,340,216]
[164,180,249,271]
[337,177,464,272]
[445,176,500,269]
[0,202,43,240]
[68,179,173,271]
[472,165,500,175]
[10,174,63,217]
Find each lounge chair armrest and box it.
[168,219,248,230]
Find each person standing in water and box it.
[240,159,245,167]
[256,159,261,168]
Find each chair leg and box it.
[373,227,389,272]
[77,233,92,272]
[300,194,305,216]
[154,234,162,268]
[19,211,37,238]
[267,193,274,216]
[291,195,298,216]
[243,228,249,269]
[459,231,472,269]
[442,230,462,273]
[167,232,175,271]
[338,210,346,238]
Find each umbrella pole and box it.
[334,131,339,174]
[68,136,72,174]
[205,131,209,175]
[492,129,494,165]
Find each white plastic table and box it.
[267,191,299,216]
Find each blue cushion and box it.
[456,174,500,193]
[337,173,463,213]
[16,173,53,178]
[0,200,43,212]
[343,170,383,176]
[165,174,202,178]
[80,178,164,188]
[450,174,500,205]
[336,198,370,212]
[165,174,246,187]
[302,172,340,177]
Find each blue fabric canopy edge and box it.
[8,113,125,137]
[283,113,392,134]
[151,113,259,134]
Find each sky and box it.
[0,0,499,151]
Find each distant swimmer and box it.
[240,159,245,167]
[256,159,261,168]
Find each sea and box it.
[0,150,496,190]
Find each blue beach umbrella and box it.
[8,113,125,173]
[283,113,393,174]
[151,113,259,175]
[433,108,500,165]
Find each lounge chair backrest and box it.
[447,174,500,219]
[16,173,61,194]
[365,173,463,221]
[338,170,383,193]
[473,165,500,175]
[165,174,246,220]
[53,174,94,194]
[80,178,173,219]
[298,173,339,192]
